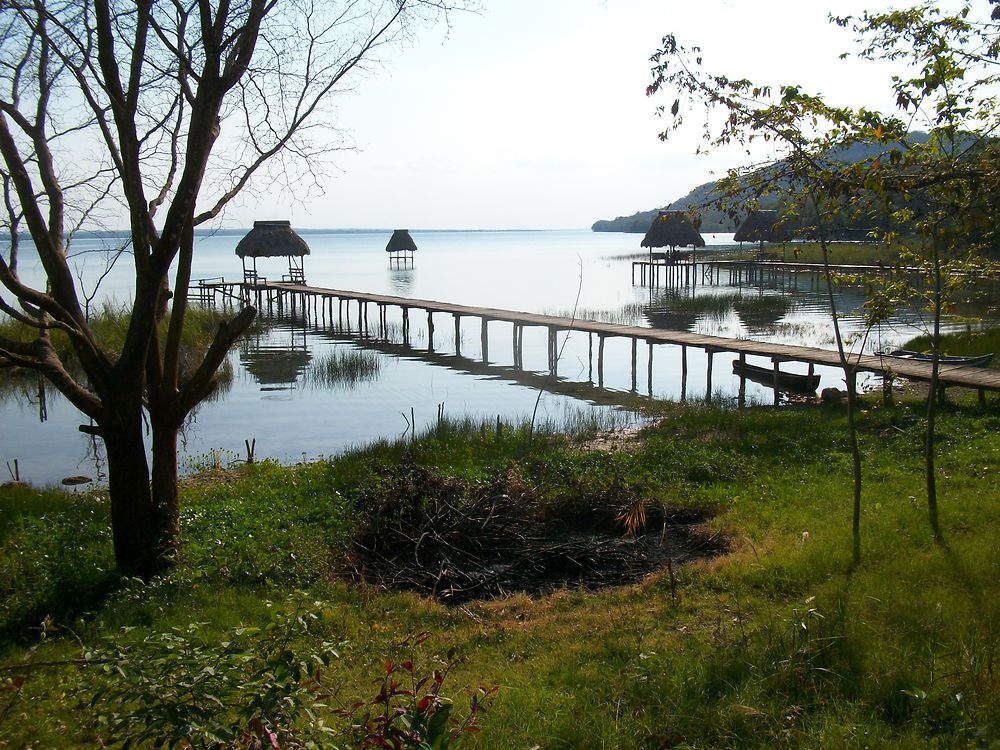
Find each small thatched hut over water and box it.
[386,229,417,267]
[236,220,311,284]
[641,211,705,261]
[734,210,791,258]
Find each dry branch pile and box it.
[349,466,726,604]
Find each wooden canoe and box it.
[732,360,821,394]
[888,349,994,368]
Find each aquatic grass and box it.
[302,346,381,389]
[779,241,909,265]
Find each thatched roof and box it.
[235,220,311,258]
[385,229,417,253]
[640,211,705,249]
[733,210,791,243]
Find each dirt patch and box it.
[349,472,727,604]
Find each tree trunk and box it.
[926,236,943,542]
[103,416,159,577]
[151,422,181,563]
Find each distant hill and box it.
[591,180,741,234]
[592,135,931,234]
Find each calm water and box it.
[2,229,993,486]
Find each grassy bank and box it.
[0,304,253,389]
[2,398,999,748]
[707,241,907,265]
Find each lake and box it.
[1,229,990,486]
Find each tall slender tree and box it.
[647,1,1000,550]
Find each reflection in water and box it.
[644,290,733,331]
[389,267,415,296]
[732,292,792,334]
[240,323,311,391]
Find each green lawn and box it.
[2,397,999,748]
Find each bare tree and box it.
[0,0,464,576]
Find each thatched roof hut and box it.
[733,210,790,244]
[386,229,417,267]
[640,211,705,258]
[236,220,310,283]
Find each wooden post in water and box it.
[738,353,746,409]
[588,332,593,382]
[402,307,410,344]
[553,328,559,375]
[481,318,489,363]
[631,338,638,392]
[454,314,462,356]
[427,310,435,351]
[647,341,654,396]
[598,335,606,387]
[680,344,688,401]
[772,359,780,406]
[706,349,715,402]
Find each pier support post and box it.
[427,310,435,351]
[402,307,410,344]
[598,335,606,388]
[680,344,688,401]
[588,333,593,382]
[631,338,637,392]
[547,327,557,374]
[738,353,746,409]
[481,318,489,363]
[454,314,462,356]
[706,350,715,402]
[772,360,780,406]
[647,341,654,396]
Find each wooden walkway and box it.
[196,279,1000,398]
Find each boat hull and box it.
[888,349,994,368]
[732,360,821,394]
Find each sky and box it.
[221,0,969,231]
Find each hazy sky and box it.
[223,0,962,231]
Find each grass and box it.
[2,399,1000,748]
[751,241,909,265]
[0,304,252,389]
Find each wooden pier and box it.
[700,259,918,287]
[193,279,1000,403]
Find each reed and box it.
[302,347,381,388]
